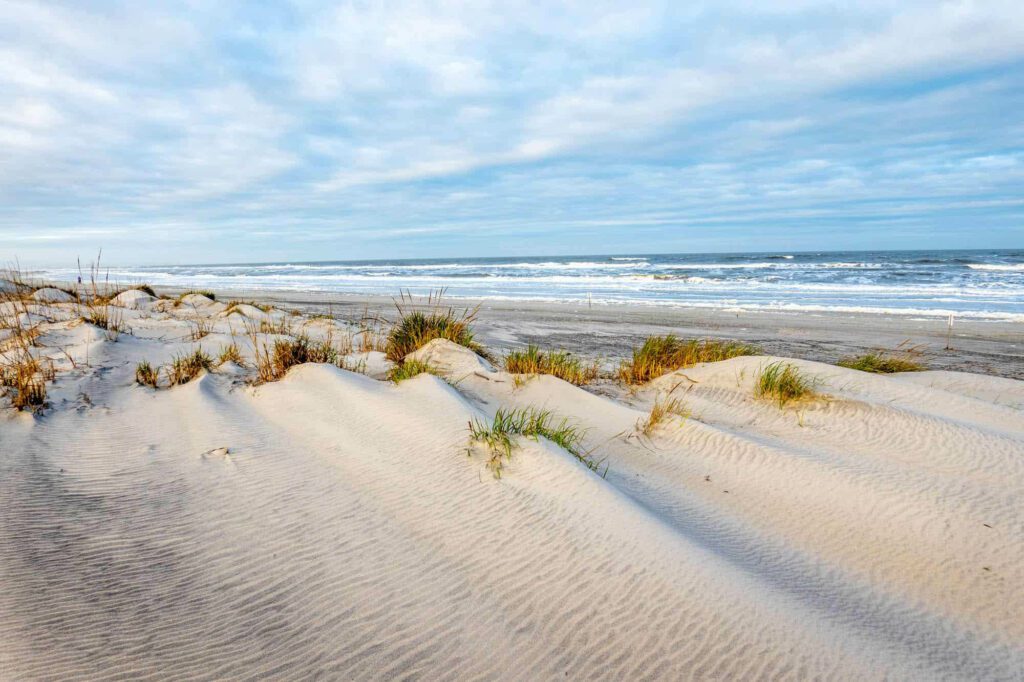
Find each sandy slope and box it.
[1,294,1023,680]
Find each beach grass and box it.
[838,346,925,374]
[638,395,690,435]
[504,345,598,385]
[619,335,759,384]
[180,290,216,301]
[468,406,599,477]
[386,290,485,362]
[167,349,214,386]
[218,343,244,366]
[387,359,437,383]
[755,361,818,407]
[135,361,159,388]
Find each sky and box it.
[1,1,1023,266]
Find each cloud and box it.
[0,0,1022,263]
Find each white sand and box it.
[1,292,1023,679]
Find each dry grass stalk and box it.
[638,396,690,435]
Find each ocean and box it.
[37,249,1024,321]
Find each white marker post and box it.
[946,313,955,350]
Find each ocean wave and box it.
[966,264,1024,271]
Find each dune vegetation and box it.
[619,334,758,384]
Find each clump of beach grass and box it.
[248,327,342,383]
[618,335,758,384]
[637,395,690,436]
[504,345,598,385]
[838,344,925,374]
[189,314,214,340]
[387,359,437,383]
[218,343,244,366]
[167,349,213,386]
[271,334,338,374]
[468,407,601,478]
[385,289,485,362]
[135,361,159,388]
[0,351,52,410]
[224,300,272,315]
[180,290,216,301]
[755,361,818,407]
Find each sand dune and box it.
[2,294,1023,679]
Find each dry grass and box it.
[387,359,437,383]
[258,317,293,335]
[838,343,925,374]
[180,290,216,301]
[468,407,601,478]
[385,290,485,362]
[247,321,343,383]
[218,343,244,366]
[224,300,272,315]
[76,253,127,340]
[637,395,690,436]
[619,335,758,384]
[135,361,159,388]
[504,345,598,385]
[0,264,53,410]
[167,349,213,386]
[0,351,53,410]
[755,362,818,407]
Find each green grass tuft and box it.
[468,407,601,478]
[618,335,758,384]
[504,345,598,385]
[755,361,818,407]
[387,359,437,383]
[385,290,485,362]
[838,350,924,374]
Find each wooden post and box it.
[945,313,954,351]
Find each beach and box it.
[2,282,1023,679]
[234,290,1024,380]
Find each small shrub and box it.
[468,407,601,478]
[755,362,817,407]
[387,359,437,383]
[167,349,213,386]
[619,335,758,384]
[504,345,598,385]
[638,396,689,435]
[218,343,244,366]
[135,361,159,388]
[136,284,157,297]
[385,291,484,361]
